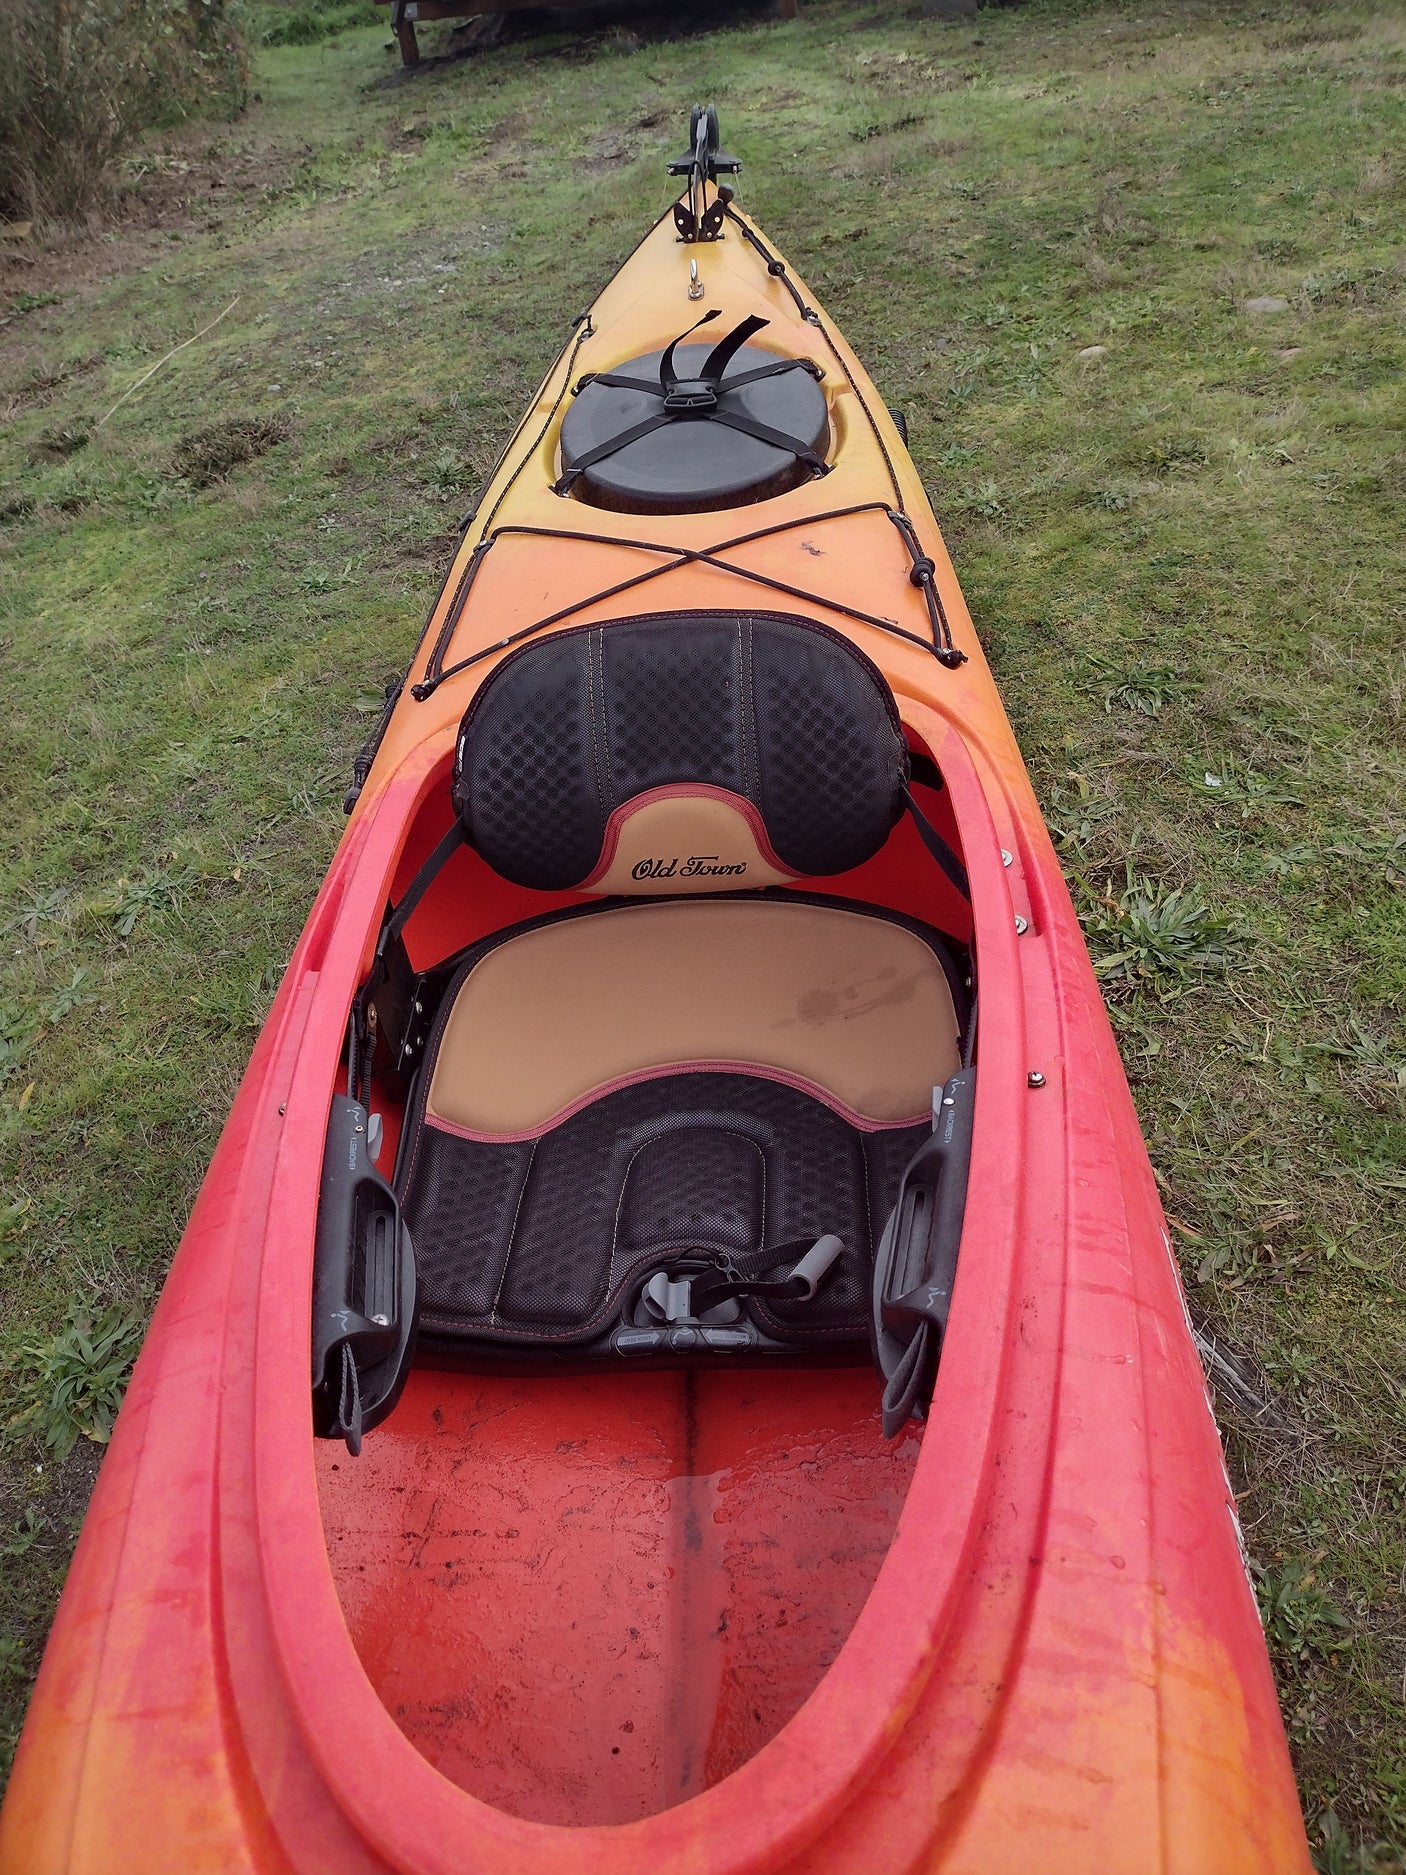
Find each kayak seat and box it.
[361,608,972,1368]
[316,606,971,1407]
[396,894,966,1360]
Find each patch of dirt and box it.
[0,116,301,328]
[1266,22,1364,50]
[0,1434,104,1738]
[393,525,459,566]
[1190,1304,1305,1438]
[0,354,103,422]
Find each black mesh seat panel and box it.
[400,1071,927,1352]
[451,612,908,892]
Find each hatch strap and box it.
[583,355,816,399]
[658,306,722,394]
[696,311,769,387]
[554,411,674,484]
[705,406,831,477]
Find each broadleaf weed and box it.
[1079,867,1237,991]
[5,1303,145,1459]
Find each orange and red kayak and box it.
[0,109,1309,1874]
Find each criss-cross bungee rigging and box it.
[347,113,963,776]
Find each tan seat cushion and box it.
[425,898,961,1139]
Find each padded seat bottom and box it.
[396,895,966,1357]
[403,1071,928,1348]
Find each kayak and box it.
[0,108,1310,1874]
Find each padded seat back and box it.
[451,612,908,893]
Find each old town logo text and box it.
[632,855,747,882]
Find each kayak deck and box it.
[317,1368,920,1825]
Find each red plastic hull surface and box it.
[319,1369,922,1826]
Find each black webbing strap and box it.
[555,412,672,488]
[686,1235,843,1314]
[881,1318,931,1439]
[706,355,820,394]
[904,788,970,902]
[658,306,722,395]
[584,371,672,395]
[688,1245,806,1314]
[558,310,829,496]
[382,820,466,951]
[557,396,829,495]
[909,752,945,794]
[707,406,831,476]
[584,355,814,398]
[696,311,769,387]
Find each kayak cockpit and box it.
[314,606,974,1821]
[318,1366,922,1825]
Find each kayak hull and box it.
[0,188,1309,1874]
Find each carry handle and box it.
[312,1096,418,1453]
[871,1066,975,1437]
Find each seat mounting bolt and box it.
[1028,1071,1046,1089]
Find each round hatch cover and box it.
[559,341,830,515]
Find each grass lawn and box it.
[1,0,1403,1860]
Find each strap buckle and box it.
[641,1270,703,1325]
[662,378,720,415]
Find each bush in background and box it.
[0,0,248,225]
[258,0,377,47]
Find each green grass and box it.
[1,0,1403,1862]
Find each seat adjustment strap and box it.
[668,1233,844,1317]
[903,788,970,901]
[383,820,467,950]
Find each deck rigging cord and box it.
[341,109,966,805]
[409,500,962,701]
